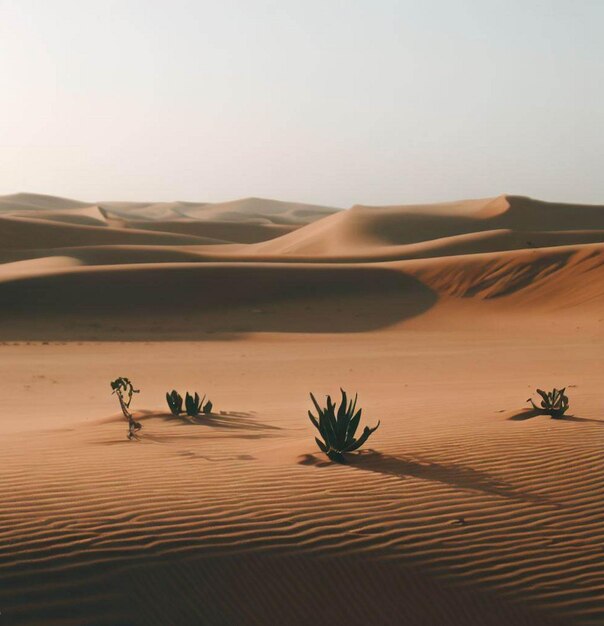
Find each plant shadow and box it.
[149,409,282,432]
[299,449,556,506]
[175,450,256,462]
[97,409,282,445]
[507,408,542,421]
[553,414,604,425]
[508,408,604,425]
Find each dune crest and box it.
[0,193,602,331]
[253,195,604,256]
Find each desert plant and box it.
[166,390,183,415]
[185,392,202,416]
[308,389,380,462]
[185,392,212,417]
[527,387,569,418]
[110,377,142,440]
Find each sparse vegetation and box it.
[308,389,380,462]
[185,392,213,417]
[166,390,183,415]
[111,377,142,440]
[528,387,569,418]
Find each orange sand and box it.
[0,192,602,625]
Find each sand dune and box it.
[0,192,603,625]
[253,195,604,256]
[110,218,295,243]
[98,196,338,225]
[172,196,338,225]
[402,243,604,305]
[0,262,436,339]
[0,191,93,211]
[6,205,108,227]
[0,214,214,248]
[0,243,601,340]
[3,192,602,257]
[0,193,339,246]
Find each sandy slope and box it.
[98,196,338,225]
[0,192,93,211]
[251,195,604,257]
[0,192,602,625]
[109,219,294,243]
[0,215,216,249]
[0,324,601,626]
[0,193,339,246]
[4,206,108,227]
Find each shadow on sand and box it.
[0,265,437,339]
[151,409,282,432]
[508,408,604,425]
[299,449,555,506]
[99,409,282,445]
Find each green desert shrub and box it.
[166,390,183,415]
[110,376,142,440]
[185,392,213,417]
[527,387,569,418]
[308,389,380,462]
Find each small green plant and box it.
[527,387,569,418]
[185,392,202,416]
[185,392,213,417]
[166,390,183,415]
[111,377,142,440]
[308,389,380,462]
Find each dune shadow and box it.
[0,264,437,339]
[300,450,555,505]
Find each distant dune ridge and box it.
[0,192,602,337]
[0,191,603,625]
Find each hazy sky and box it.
[1,0,602,207]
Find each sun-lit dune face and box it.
[0,192,603,626]
[406,245,604,304]
[0,256,82,282]
[6,207,108,227]
[111,219,295,244]
[0,192,93,212]
[254,195,604,257]
[0,193,603,331]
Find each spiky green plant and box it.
[166,390,183,415]
[185,392,212,417]
[308,389,380,462]
[527,387,569,418]
[110,377,142,440]
[185,392,203,417]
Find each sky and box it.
[0,0,602,208]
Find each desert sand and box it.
[0,192,602,625]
